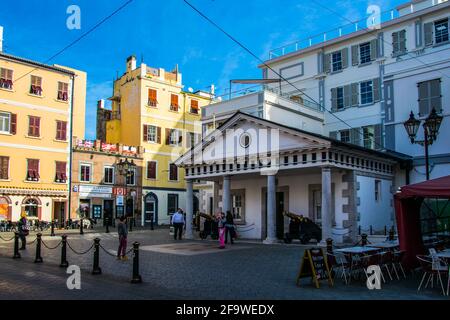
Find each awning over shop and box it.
[394,175,450,268]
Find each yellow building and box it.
[101,56,212,225]
[0,52,86,223]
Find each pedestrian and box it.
[171,208,185,240]
[225,211,235,244]
[18,212,29,250]
[216,212,226,249]
[117,216,128,261]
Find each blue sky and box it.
[0,0,405,139]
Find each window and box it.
[167,194,179,215]
[336,87,344,110]
[392,30,407,55]
[126,168,135,186]
[143,125,158,143]
[340,130,350,143]
[170,94,179,111]
[55,121,67,141]
[418,79,442,116]
[169,163,178,181]
[435,18,449,44]
[363,126,375,149]
[104,166,114,184]
[57,82,69,101]
[80,164,91,182]
[186,132,200,148]
[55,161,67,183]
[359,42,371,64]
[30,75,42,96]
[166,128,182,146]
[0,156,9,180]
[148,89,158,107]
[28,116,40,137]
[231,190,245,222]
[0,112,11,133]
[24,199,39,217]
[26,159,39,181]
[360,81,373,105]
[190,99,199,114]
[147,161,157,179]
[332,51,342,72]
[375,180,381,202]
[0,68,13,90]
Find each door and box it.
[144,193,158,226]
[313,190,322,227]
[126,198,134,217]
[276,192,285,239]
[104,200,114,226]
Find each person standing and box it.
[171,208,185,240]
[216,212,226,249]
[117,216,128,261]
[225,211,235,244]
[18,212,29,250]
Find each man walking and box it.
[171,208,185,240]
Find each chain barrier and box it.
[0,235,15,242]
[66,240,94,255]
[28,238,37,245]
[99,244,118,257]
[41,240,62,250]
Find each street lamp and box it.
[115,158,137,226]
[403,108,443,180]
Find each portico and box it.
[177,112,409,244]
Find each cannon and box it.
[198,213,219,240]
[283,211,322,244]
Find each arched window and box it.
[25,198,39,217]
[0,196,10,220]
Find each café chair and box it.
[416,255,447,296]
[326,252,351,284]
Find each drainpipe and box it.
[67,75,76,221]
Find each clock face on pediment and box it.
[190,117,330,164]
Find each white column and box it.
[222,176,231,214]
[321,167,332,242]
[264,174,277,244]
[185,179,194,239]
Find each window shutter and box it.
[324,53,331,73]
[399,30,407,53]
[424,22,434,46]
[374,124,383,150]
[10,113,17,135]
[143,124,148,141]
[370,39,378,60]
[341,48,349,69]
[418,82,429,116]
[351,83,359,107]
[62,121,67,140]
[148,161,156,179]
[157,127,161,144]
[329,131,338,140]
[392,32,400,54]
[373,78,381,102]
[430,79,442,112]
[351,45,359,65]
[343,85,351,108]
[317,52,324,73]
[186,132,192,149]
[178,130,183,145]
[331,88,338,112]
[165,128,171,145]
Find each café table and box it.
[371,241,399,249]
[335,246,380,255]
[436,250,450,259]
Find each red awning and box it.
[396,175,450,199]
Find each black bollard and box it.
[51,220,55,237]
[361,233,368,246]
[60,235,69,268]
[34,233,43,263]
[326,238,333,254]
[80,218,84,235]
[92,238,102,275]
[131,241,142,284]
[105,218,110,234]
[13,232,21,259]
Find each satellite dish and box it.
[217,97,222,101]
[188,87,194,93]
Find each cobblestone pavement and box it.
[0,228,447,300]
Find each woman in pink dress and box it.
[216,212,226,249]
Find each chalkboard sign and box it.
[296,248,333,289]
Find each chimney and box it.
[97,99,105,109]
[0,26,3,52]
[210,84,215,96]
[126,55,137,73]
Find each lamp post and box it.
[403,108,443,181]
[115,158,136,227]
